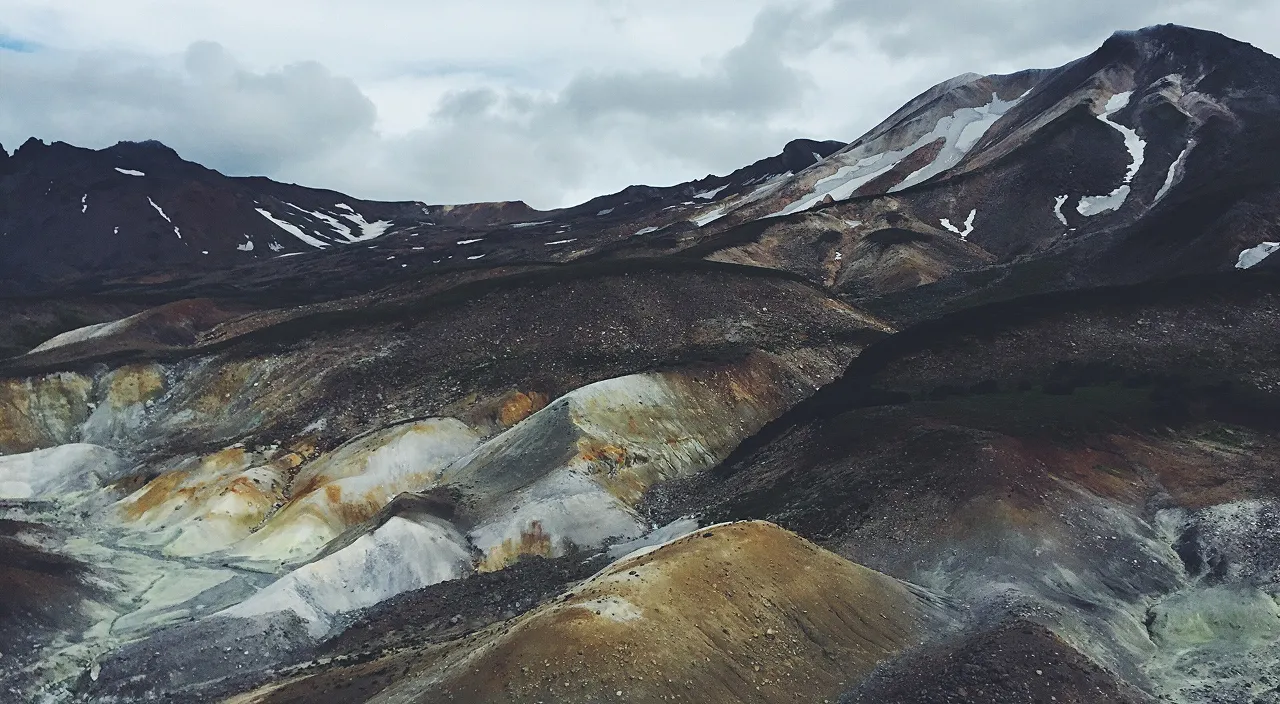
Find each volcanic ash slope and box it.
[382,521,949,704]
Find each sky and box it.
[2,1,1278,210]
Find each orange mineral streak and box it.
[286,439,319,460]
[331,493,390,528]
[118,446,257,524]
[428,521,945,704]
[497,391,549,428]
[120,469,194,522]
[269,452,305,473]
[577,439,628,467]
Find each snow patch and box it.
[891,89,1031,192]
[456,238,484,245]
[284,203,351,241]
[148,197,182,239]
[268,240,284,252]
[255,208,329,248]
[693,184,729,200]
[778,91,1028,217]
[693,207,727,227]
[545,239,577,245]
[81,194,87,214]
[148,197,171,222]
[283,202,390,242]
[1077,92,1145,216]
[635,226,660,235]
[114,168,144,177]
[596,208,614,216]
[1236,242,1280,269]
[236,237,254,252]
[940,209,977,240]
[510,220,551,228]
[1053,195,1070,225]
[335,209,392,241]
[467,254,487,260]
[1155,140,1195,204]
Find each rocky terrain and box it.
[1,22,1278,704]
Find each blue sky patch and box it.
[0,34,39,53]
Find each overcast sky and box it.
[2,1,1278,209]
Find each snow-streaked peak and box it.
[773,89,1030,217]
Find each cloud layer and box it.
[2,0,1278,209]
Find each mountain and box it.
[655,24,1280,320]
[2,23,1280,704]
[0,135,843,295]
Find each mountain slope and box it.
[1,22,1279,704]
[659,25,1280,320]
[0,136,844,295]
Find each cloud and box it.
[2,1,1279,209]
[821,0,1278,63]
[0,41,375,175]
[560,6,811,120]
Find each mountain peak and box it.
[104,139,184,165]
[14,136,47,158]
[1102,23,1271,65]
[108,139,178,153]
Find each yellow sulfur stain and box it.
[103,364,166,408]
[0,373,93,452]
[479,521,554,572]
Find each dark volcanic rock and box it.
[842,621,1152,704]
